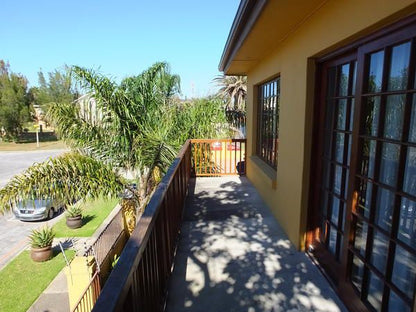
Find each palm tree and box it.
[214,75,247,111]
[0,62,180,213]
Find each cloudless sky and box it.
[1,0,240,98]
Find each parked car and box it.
[211,141,222,150]
[13,198,65,221]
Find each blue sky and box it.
[1,0,240,98]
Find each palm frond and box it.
[0,152,125,213]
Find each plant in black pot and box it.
[65,202,83,229]
[29,225,55,262]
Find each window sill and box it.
[249,156,277,189]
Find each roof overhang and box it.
[219,0,327,75]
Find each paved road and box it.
[0,149,66,188]
[0,149,67,270]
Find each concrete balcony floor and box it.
[166,176,347,312]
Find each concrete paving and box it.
[0,149,67,269]
[25,204,122,312]
[27,270,70,312]
[166,177,347,312]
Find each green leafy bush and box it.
[65,202,83,217]
[29,226,55,248]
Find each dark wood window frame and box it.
[256,76,280,169]
[307,14,416,312]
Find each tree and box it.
[214,75,247,111]
[34,66,79,121]
[0,62,227,214]
[0,60,31,140]
[214,75,247,138]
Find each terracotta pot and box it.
[66,215,82,229]
[31,246,52,262]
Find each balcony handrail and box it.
[191,138,246,176]
[92,140,191,311]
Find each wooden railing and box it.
[72,270,101,312]
[84,207,127,284]
[92,140,191,312]
[191,139,246,176]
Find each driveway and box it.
[0,149,67,270]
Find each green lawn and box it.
[54,197,119,237]
[0,249,75,312]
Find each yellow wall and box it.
[245,0,416,249]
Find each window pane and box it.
[344,168,350,198]
[331,196,340,225]
[409,95,416,143]
[368,50,384,93]
[384,94,405,140]
[379,143,400,187]
[398,197,416,247]
[257,77,280,168]
[388,290,411,312]
[370,229,389,273]
[352,61,357,96]
[362,96,380,137]
[339,63,350,96]
[387,42,411,91]
[349,98,355,131]
[367,271,384,311]
[375,187,395,232]
[329,226,337,255]
[357,180,372,218]
[354,219,368,256]
[347,134,352,164]
[335,133,345,163]
[337,99,347,130]
[351,255,365,293]
[392,244,416,299]
[403,147,416,195]
[334,165,343,195]
[360,139,377,179]
[341,202,347,229]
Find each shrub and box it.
[29,226,55,248]
[65,202,83,218]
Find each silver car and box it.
[13,198,65,221]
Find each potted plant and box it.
[29,225,55,262]
[66,202,83,229]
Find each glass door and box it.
[348,36,416,312]
[320,57,357,261]
[309,19,416,312]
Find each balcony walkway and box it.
[166,176,347,312]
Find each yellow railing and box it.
[191,139,246,176]
[72,270,101,312]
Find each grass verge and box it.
[0,140,67,151]
[0,249,75,312]
[54,197,119,237]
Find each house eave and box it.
[218,0,268,74]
